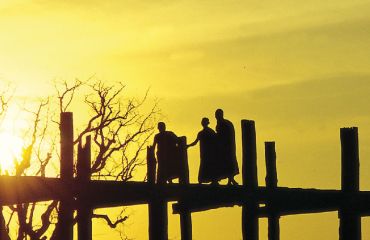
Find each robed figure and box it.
[153,122,180,183]
[188,118,219,184]
[215,109,239,185]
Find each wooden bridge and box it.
[0,112,368,240]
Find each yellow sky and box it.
[1,0,370,239]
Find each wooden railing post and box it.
[178,136,192,240]
[147,146,156,184]
[339,127,361,240]
[265,142,279,240]
[57,112,74,240]
[77,136,92,240]
[241,120,259,240]
[147,145,168,240]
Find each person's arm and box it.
[187,138,198,148]
[187,133,199,148]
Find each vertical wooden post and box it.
[341,127,360,192]
[61,112,74,180]
[58,112,74,240]
[339,127,361,240]
[241,120,259,240]
[178,137,192,240]
[148,145,168,240]
[147,146,156,184]
[77,136,92,240]
[265,142,277,189]
[242,120,258,190]
[265,142,279,240]
[148,197,168,240]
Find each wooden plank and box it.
[0,176,66,205]
[3,176,370,217]
[1,177,370,211]
[172,184,245,213]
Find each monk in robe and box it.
[187,117,219,184]
[153,122,180,183]
[215,109,239,185]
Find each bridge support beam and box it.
[77,136,92,240]
[265,142,279,240]
[339,127,361,240]
[178,137,192,240]
[149,197,168,240]
[241,120,259,240]
[57,112,74,240]
[147,145,168,240]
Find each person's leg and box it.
[228,176,238,185]
[227,177,232,185]
[211,179,219,185]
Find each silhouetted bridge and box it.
[0,112,366,240]
[3,177,370,215]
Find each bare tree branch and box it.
[54,79,84,113]
[92,213,128,228]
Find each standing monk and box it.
[153,122,180,184]
[187,117,219,184]
[215,109,239,185]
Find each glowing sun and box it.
[0,131,24,174]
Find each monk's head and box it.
[201,117,210,127]
[215,109,224,121]
[157,122,166,132]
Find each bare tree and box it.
[0,82,13,240]
[0,79,158,239]
[6,98,58,240]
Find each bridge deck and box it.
[1,176,370,216]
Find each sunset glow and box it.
[0,131,24,174]
[0,105,28,174]
[1,0,370,239]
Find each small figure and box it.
[187,118,219,185]
[215,109,239,185]
[153,122,180,184]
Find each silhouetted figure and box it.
[187,118,219,184]
[153,122,180,184]
[215,109,239,185]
